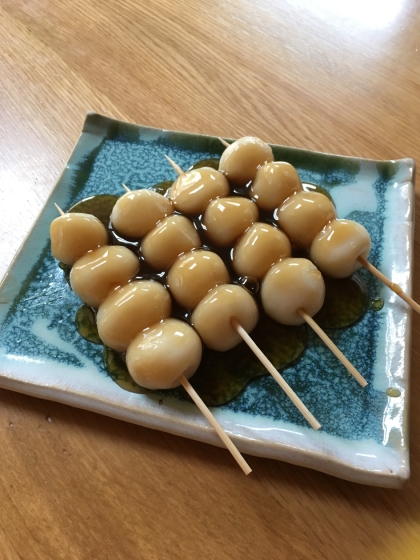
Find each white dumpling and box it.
[191,284,259,351]
[111,189,173,238]
[310,219,371,278]
[97,280,171,351]
[167,250,230,309]
[261,258,325,325]
[170,168,230,216]
[70,245,140,308]
[219,137,274,184]
[126,319,202,390]
[50,213,108,265]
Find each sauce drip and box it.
[386,387,401,398]
[75,305,101,344]
[315,274,368,329]
[235,276,260,295]
[103,347,152,394]
[369,297,384,311]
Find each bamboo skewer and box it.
[231,319,321,430]
[219,137,230,148]
[122,183,131,193]
[297,309,367,387]
[178,374,252,475]
[358,256,420,315]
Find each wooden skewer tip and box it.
[178,374,252,475]
[219,137,230,148]
[122,183,131,192]
[54,203,65,216]
[164,154,184,177]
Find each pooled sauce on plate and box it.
[386,387,401,398]
[369,297,384,311]
[66,158,369,406]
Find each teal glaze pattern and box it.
[0,114,414,486]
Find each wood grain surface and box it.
[1,1,419,558]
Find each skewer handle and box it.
[297,309,368,388]
[358,256,420,315]
[178,374,252,475]
[219,137,230,148]
[122,183,131,192]
[231,319,321,430]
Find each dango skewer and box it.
[165,157,321,430]
[51,202,252,475]
[282,190,419,315]
[220,137,420,316]
[231,225,367,387]
[126,318,251,475]
[263,256,367,388]
[217,138,367,387]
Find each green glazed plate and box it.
[0,113,415,487]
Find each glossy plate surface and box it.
[0,113,414,487]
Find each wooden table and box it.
[1,1,419,558]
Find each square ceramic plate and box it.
[0,113,415,487]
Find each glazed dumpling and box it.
[110,189,173,238]
[50,213,108,265]
[232,223,291,280]
[203,197,259,247]
[250,162,302,211]
[192,284,259,351]
[167,250,230,309]
[169,168,230,216]
[70,245,140,308]
[126,319,202,390]
[277,191,336,248]
[141,215,201,270]
[219,137,274,184]
[261,258,325,325]
[310,219,371,278]
[97,280,171,351]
